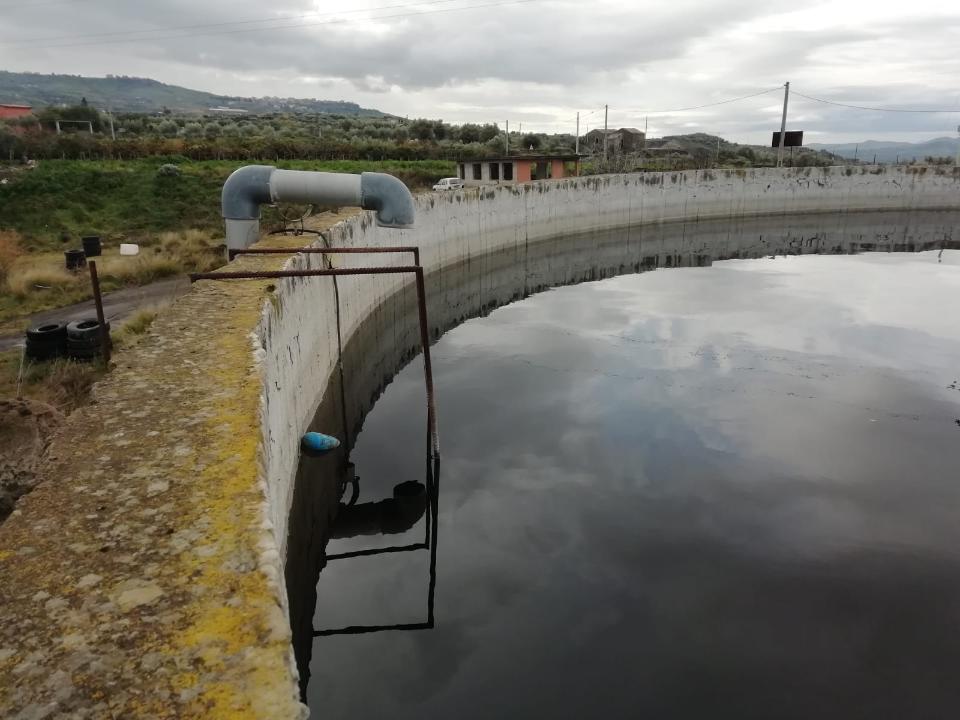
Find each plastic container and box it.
[81,235,102,257]
[64,249,86,271]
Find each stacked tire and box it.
[25,322,68,361]
[66,318,111,360]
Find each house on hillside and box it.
[456,154,581,185]
[0,104,33,120]
[582,127,645,155]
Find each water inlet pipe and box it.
[221,165,416,251]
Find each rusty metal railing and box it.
[189,248,439,462]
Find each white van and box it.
[433,177,464,191]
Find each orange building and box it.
[457,154,580,186]
[0,104,33,120]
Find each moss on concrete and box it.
[0,211,357,718]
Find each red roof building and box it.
[0,104,33,120]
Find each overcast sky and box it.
[1,0,958,143]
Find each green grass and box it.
[0,158,456,251]
[0,157,454,328]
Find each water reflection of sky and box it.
[309,251,960,720]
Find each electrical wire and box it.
[792,90,960,113]
[3,0,540,50]
[9,0,466,45]
[621,87,783,114]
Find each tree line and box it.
[1,103,572,162]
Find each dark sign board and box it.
[771,130,804,147]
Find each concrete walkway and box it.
[0,277,192,352]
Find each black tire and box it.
[66,318,111,358]
[25,342,63,361]
[67,318,110,342]
[25,322,68,361]
[66,342,100,360]
[26,322,67,342]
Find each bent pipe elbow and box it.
[222,164,275,221]
[360,172,416,229]
[221,165,415,250]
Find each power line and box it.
[792,90,960,113]
[6,0,540,50]
[9,0,465,45]
[620,87,783,115]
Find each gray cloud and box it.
[1,0,958,142]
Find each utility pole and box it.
[575,112,579,155]
[776,81,790,168]
[644,116,648,150]
[505,120,509,155]
[956,125,960,167]
[603,104,609,162]
[108,108,116,141]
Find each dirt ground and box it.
[0,397,64,522]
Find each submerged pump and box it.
[221,165,416,252]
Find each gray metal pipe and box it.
[222,165,416,251]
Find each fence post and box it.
[88,261,111,364]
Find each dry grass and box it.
[0,349,105,413]
[0,229,24,284]
[6,264,80,299]
[119,308,160,337]
[1,227,224,328]
[42,358,102,412]
[112,304,167,350]
[97,255,182,285]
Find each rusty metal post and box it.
[190,267,421,281]
[189,263,440,460]
[88,261,111,363]
[415,267,438,460]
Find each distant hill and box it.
[649,132,841,163]
[808,137,959,163]
[0,70,388,117]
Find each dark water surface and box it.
[307,251,960,719]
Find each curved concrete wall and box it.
[2,166,956,718]
[260,166,959,561]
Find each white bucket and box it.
[119,243,140,256]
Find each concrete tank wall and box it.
[2,165,956,718]
[259,165,959,563]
